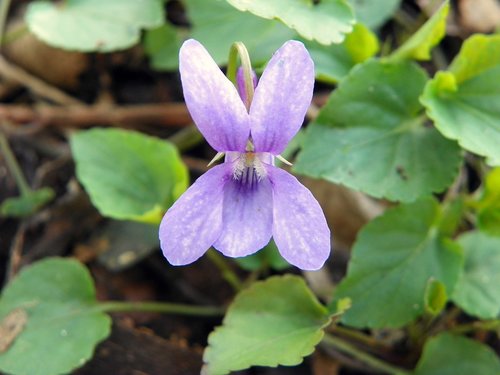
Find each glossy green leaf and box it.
[226,0,355,45]
[414,333,500,375]
[295,59,462,202]
[204,275,331,374]
[306,23,379,83]
[0,258,111,375]
[235,240,290,271]
[477,168,500,235]
[452,231,500,319]
[390,1,449,61]
[0,187,54,218]
[331,198,463,328]
[144,23,183,71]
[25,0,164,52]
[348,0,401,29]
[420,35,500,165]
[71,128,188,224]
[185,0,295,66]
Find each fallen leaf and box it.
[0,308,28,353]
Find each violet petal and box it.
[213,175,273,257]
[268,166,331,270]
[159,164,229,265]
[179,39,250,152]
[250,40,314,154]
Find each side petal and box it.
[180,39,250,152]
[213,175,273,257]
[250,40,314,154]
[269,166,331,270]
[159,164,229,265]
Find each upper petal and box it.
[159,164,230,265]
[268,166,331,270]
[213,172,273,257]
[180,39,250,152]
[250,41,314,154]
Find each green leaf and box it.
[477,168,500,235]
[420,34,500,166]
[25,0,164,52]
[185,0,295,66]
[226,0,355,45]
[144,23,183,71]
[234,240,290,271]
[451,231,500,319]
[424,279,447,316]
[0,187,54,218]
[414,333,500,375]
[203,275,331,374]
[70,128,188,224]
[295,59,462,202]
[306,23,379,84]
[389,1,449,61]
[0,258,111,375]
[348,0,401,29]
[331,198,463,328]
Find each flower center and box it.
[226,151,273,187]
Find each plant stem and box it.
[97,301,224,317]
[206,249,244,292]
[449,319,500,335]
[322,334,411,375]
[227,41,254,110]
[0,0,12,44]
[0,131,32,196]
[168,124,204,153]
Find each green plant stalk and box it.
[449,319,500,334]
[168,124,204,153]
[206,249,244,292]
[226,41,254,110]
[322,334,411,375]
[0,131,32,196]
[0,0,12,43]
[97,301,224,317]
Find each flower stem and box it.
[227,41,254,110]
[206,249,244,292]
[0,131,32,196]
[97,301,224,317]
[322,334,411,375]
[0,0,12,44]
[449,319,500,335]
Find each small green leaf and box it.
[71,128,188,224]
[0,187,54,218]
[0,258,111,375]
[235,240,290,271]
[452,231,500,319]
[226,0,355,45]
[144,23,183,71]
[331,198,463,328]
[424,279,447,316]
[390,1,449,61]
[420,34,500,166]
[185,0,295,66]
[477,168,500,235]
[203,275,331,374]
[348,0,401,29]
[26,0,164,52]
[295,59,462,202]
[414,333,500,375]
[306,23,379,83]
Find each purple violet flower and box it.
[159,39,331,270]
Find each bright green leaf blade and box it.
[451,231,500,319]
[477,168,500,235]
[0,258,111,375]
[306,23,379,83]
[348,0,401,29]
[294,59,462,202]
[424,279,447,316]
[26,0,164,52]
[0,187,54,218]
[421,35,500,166]
[389,1,449,61]
[331,198,463,328]
[185,0,295,66]
[70,128,188,224]
[144,23,183,71]
[414,333,500,375]
[203,275,331,374]
[226,0,355,45]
